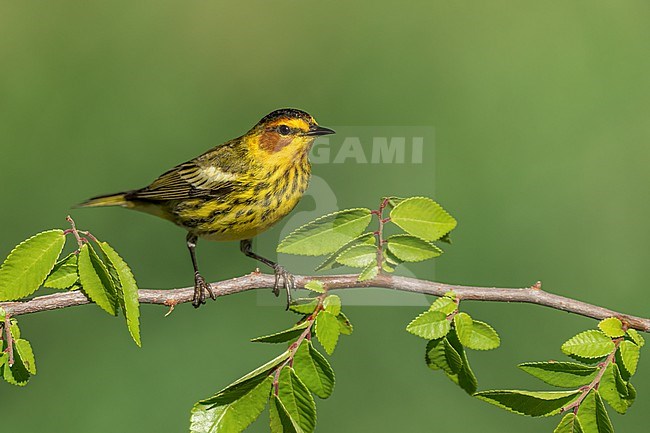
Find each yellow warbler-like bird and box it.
[79,108,335,307]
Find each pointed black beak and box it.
[306,125,336,136]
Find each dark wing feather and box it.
[128,142,251,201]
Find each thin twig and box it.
[64,216,84,250]
[1,273,649,332]
[3,314,14,366]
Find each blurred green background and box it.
[1,1,649,432]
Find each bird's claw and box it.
[272,264,295,309]
[192,272,216,308]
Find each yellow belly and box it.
[186,192,304,241]
[146,163,311,241]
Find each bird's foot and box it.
[192,272,216,308]
[272,264,295,309]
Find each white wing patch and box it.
[203,166,237,182]
[179,164,237,190]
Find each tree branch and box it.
[1,272,648,332]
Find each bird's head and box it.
[247,108,335,160]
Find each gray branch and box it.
[1,273,648,332]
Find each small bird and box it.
[79,108,335,308]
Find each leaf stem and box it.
[64,216,85,250]
[271,293,327,391]
[3,314,14,366]
[78,230,99,244]
[375,198,390,272]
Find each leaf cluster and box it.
[277,197,457,280]
[407,291,500,395]
[190,288,352,432]
[476,317,644,432]
[0,223,141,386]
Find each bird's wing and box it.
[129,144,250,201]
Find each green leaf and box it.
[445,329,478,395]
[385,234,442,262]
[323,295,341,316]
[269,395,283,433]
[277,368,316,433]
[406,310,451,340]
[554,413,585,433]
[429,296,457,315]
[270,395,304,433]
[443,290,457,299]
[77,243,118,316]
[466,321,500,351]
[190,375,272,433]
[293,341,335,399]
[357,260,379,281]
[618,340,640,376]
[336,312,353,335]
[9,318,20,339]
[0,229,66,301]
[389,197,457,241]
[426,338,462,375]
[577,390,597,433]
[277,209,372,256]
[381,259,396,273]
[594,392,614,433]
[289,299,319,315]
[0,352,7,369]
[474,390,580,417]
[315,311,340,355]
[598,318,625,338]
[454,312,474,345]
[9,317,20,340]
[626,329,645,347]
[453,312,500,350]
[15,338,36,375]
[200,351,290,407]
[384,196,407,208]
[579,390,616,433]
[599,363,629,414]
[98,242,141,346]
[624,382,636,407]
[304,280,325,293]
[2,359,30,386]
[314,233,376,271]
[43,253,78,289]
[384,248,403,266]
[335,244,377,268]
[612,363,629,398]
[251,322,310,344]
[0,306,5,322]
[561,330,615,359]
[518,362,598,388]
[1,338,31,386]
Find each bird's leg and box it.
[187,233,216,308]
[240,239,295,308]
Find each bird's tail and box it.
[77,192,132,208]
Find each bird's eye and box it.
[277,125,291,135]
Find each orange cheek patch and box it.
[259,132,295,153]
